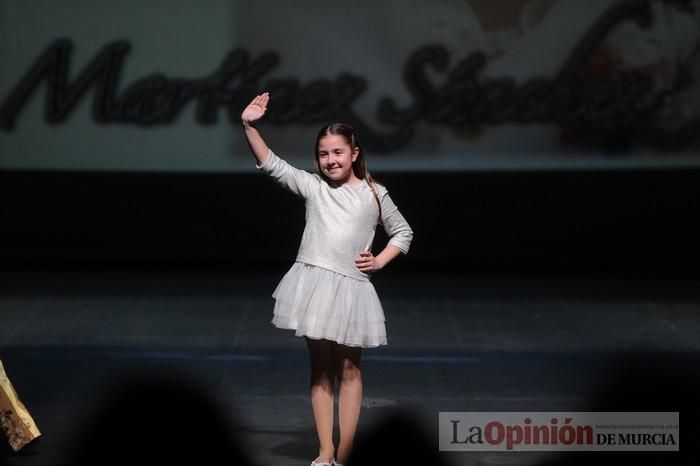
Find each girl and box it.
[241,92,413,466]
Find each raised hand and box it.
[241,92,269,125]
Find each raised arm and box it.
[242,92,320,198]
[241,92,271,166]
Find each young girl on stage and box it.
[241,92,413,466]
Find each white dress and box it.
[256,150,413,348]
[271,261,388,347]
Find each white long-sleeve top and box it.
[257,150,413,281]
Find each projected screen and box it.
[1,0,699,173]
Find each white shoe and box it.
[310,458,334,466]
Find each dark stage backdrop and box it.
[2,0,700,268]
[2,168,699,269]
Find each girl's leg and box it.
[305,337,336,463]
[333,342,363,465]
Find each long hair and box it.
[314,122,382,224]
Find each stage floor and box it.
[1,265,698,465]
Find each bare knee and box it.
[337,358,362,385]
[310,365,335,392]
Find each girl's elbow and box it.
[395,230,414,255]
[404,227,414,245]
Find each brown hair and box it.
[314,122,382,225]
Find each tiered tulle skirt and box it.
[270,261,387,348]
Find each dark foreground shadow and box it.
[57,371,252,466]
[537,353,697,466]
[346,407,449,466]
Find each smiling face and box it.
[316,134,360,185]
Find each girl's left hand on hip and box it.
[355,250,382,273]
